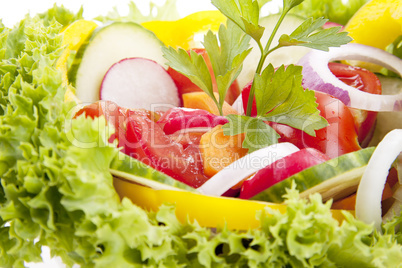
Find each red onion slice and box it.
[298,43,402,111]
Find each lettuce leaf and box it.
[0,4,401,268]
[290,0,369,25]
[94,0,180,24]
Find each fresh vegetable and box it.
[328,62,382,146]
[355,129,402,231]
[239,148,330,199]
[167,48,241,105]
[290,0,369,25]
[199,125,248,177]
[331,182,394,210]
[124,111,209,188]
[269,91,361,159]
[182,91,239,115]
[250,147,375,203]
[142,10,226,50]
[344,0,402,51]
[369,75,402,145]
[69,22,166,103]
[110,152,195,192]
[197,142,300,196]
[157,107,228,135]
[298,43,402,111]
[100,57,180,111]
[2,1,402,268]
[237,13,312,87]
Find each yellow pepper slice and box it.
[142,10,226,50]
[113,177,349,230]
[56,19,98,102]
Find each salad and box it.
[1,0,402,267]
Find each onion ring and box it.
[298,43,402,111]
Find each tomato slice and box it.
[74,100,128,143]
[157,107,228,135]
[328,62,382,147]
[270,91,361,159]
[124,113,209,188]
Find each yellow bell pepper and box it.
[56,19,98,103]
[142,10,226,50]
[113,177,349,230]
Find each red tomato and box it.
[270,91,361,159]
[167,48,240,105]
[124,113,209,188]
[328,62,382,147]
[74,100,128,143]
[157,107,228,134]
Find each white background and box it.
[0,0,281,267]
[0,0,216,28]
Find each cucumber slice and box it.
[110,152,195,192]
[69,22,166,104]
[250,147,375,203]
[238,14,311,87]
[369,75,402,146]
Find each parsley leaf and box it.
[163,21,251,115]
[211,0,264,42]
[278,17,352,51]
[162,46,215,100]
[223,65,327,152]
[222,114,280,153]
[256,65,328,136]
[203,21,251,110]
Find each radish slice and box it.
[197,142,300,196]
[355,129,402,231]
[298,43,402,111]
[100,58,180,112]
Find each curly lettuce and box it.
[0,3,401,268]
[290,0,370,25]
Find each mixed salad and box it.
[1,0,402,267]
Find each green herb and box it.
[223,64,326,152]
[163,20,251,115]
[163,0,351,152]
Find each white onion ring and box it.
[197,142,300,196]
[298,43,402,112]
[355,129,402,231]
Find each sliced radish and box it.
[100,58,180,111]
[355,129,402,231]
[239,148,330,200]
[70,22,166,104]
[197,142,300,196]
[298,43,402,111]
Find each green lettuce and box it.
[290,0,369,25]
[0,3,402,268]
[94,0,180,24]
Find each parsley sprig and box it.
[162,0,352,152]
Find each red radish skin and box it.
[100,57,180,112]
[322,21,344,31]
[239,148,330,199]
